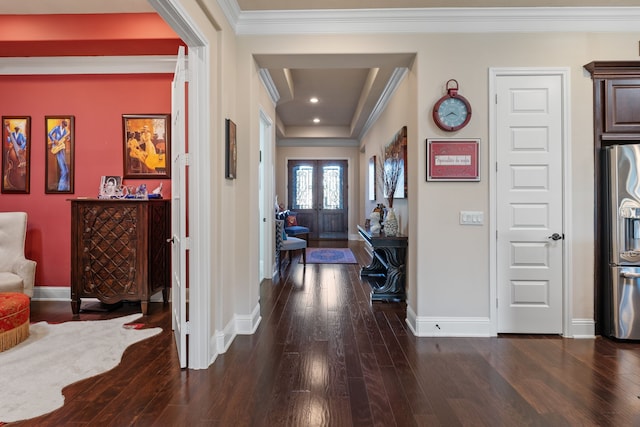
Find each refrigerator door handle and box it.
[621,271,640,279]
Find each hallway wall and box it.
[237,30,640,336]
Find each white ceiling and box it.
[2,0,638,145]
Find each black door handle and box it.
[548,233,563,241]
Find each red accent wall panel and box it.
[0,74,173,289]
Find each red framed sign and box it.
[427,138,480,181]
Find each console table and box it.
[70,198,170,315]
[358,224,408,302]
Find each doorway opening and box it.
[287,159,348,240]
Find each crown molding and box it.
[359,67,408,144]
[258,68,280,106]
[0,55,177,75]
[216,2,640,35]
[277,138,359,147]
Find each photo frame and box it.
[45,116,74,193]
[225,118,237,179]
[1,116,31,194]
[368,155,376,201]
[99,175,122,198]
[123,114,170,179]
[427,138,480,181]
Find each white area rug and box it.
[0,313,162,423]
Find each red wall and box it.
[0,73,173,288]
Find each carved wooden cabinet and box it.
[70,199,170,315]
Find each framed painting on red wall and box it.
[1,116,31,194]
[45,116,74,194]
[123,114,170,179]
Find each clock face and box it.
[433,95,472,131]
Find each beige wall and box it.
[236,30,640,336]
[180,0,640,343]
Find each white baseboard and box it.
[216,302,262,354]
[32,286,166,302]
[570,318,596,338]
[406,306,492,337]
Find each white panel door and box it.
[496,74,564,333]
[171,46,188,367]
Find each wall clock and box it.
[432,79,472,132]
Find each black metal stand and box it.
[358,225,408,302]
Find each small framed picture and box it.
[1,116,31,194]
[225,118,237,179]
[45,116,75,193]
[426,138,480,182]
[99,175,122,198]
[368,155,376,201]
[123,114,170,179]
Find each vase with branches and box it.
[376,143,403,235]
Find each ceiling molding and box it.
[359,67,408,144]
[216,2,640,34]
[258,68,280,106]
[0,56,177,75]
[277,138,359,147]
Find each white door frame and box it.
[151,0,212,368]
[488,67,573,337]
[259,108,275,280]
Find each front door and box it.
[494,71,566,334]
[288,159,348,239]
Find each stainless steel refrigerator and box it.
[605,143,640,339]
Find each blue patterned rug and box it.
[306,248,358,264]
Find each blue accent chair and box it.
[276,210,310,240]
[275,219,306,275]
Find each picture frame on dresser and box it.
[1,116,31,194]
[45,115,74,193]
[123,114,170,179]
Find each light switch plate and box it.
[460,211,484,225]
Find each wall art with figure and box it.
[123,114,170,179]
[45,115,74,194]
[1,116,31,194]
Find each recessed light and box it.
[313,118,320,123]
[310,97,319,103]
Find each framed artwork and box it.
[368,155,376,201]
[427,138,480,182]
[1,116,31,194]
[45,116,74,194]
[382,126,407,199]
[123,114,170,179]
[225,118,237,179]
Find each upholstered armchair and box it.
[0,212,36,297]
[276,210,310,240]
[275,219,306,275]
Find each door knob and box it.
[548,233,563,241]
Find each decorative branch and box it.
[377,142,403,208]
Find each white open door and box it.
[171,46,188,367]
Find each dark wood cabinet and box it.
[604,79,640,135]
[70,199,170,315]
[585,61,640,335]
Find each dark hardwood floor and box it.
[11,241,640,426]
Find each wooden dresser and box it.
[70,198,170,315]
